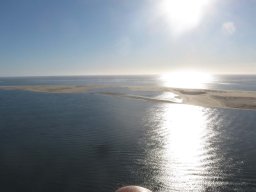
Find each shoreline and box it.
[1,85,256,110]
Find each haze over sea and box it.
[0,75,256,192]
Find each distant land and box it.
[1,85,256,110]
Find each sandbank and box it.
[1,85,256,110]
[0,85,105,93]
[127,86,256,110]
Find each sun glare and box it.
[158,0,213,34]
[160,71,214,89]
[146,104,211,191]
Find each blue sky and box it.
[0,0,256,76]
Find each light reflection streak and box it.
[146,103,212,191]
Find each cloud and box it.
[222,22,236,35]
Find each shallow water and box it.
[0,76,256,192]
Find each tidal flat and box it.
[1,85,256,110]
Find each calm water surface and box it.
[0,75,256,192]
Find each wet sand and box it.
[128,86,256,110]
[1,85,256,110]
[0,85,105,93]
[174,88,256,109]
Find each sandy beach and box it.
[1,85,256,110]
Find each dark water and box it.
[0,75,256,192]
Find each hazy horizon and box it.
[2,72,256,78]
[1,0,256,76]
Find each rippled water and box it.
[142,104,256,191]
[0,76,256,192]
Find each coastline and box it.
[0,85,105,93]
[1,85,256,110]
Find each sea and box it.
[0,75,256,192]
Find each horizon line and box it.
[1,73,256,78]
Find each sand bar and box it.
[1,85,256,110]
[0,85,106,93]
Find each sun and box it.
[158,0,213,34]
[160,71,214,89]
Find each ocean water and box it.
[0,75,256,192]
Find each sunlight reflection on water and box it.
[160,72,214,89]
[144,103,217,191]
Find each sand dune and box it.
[1,85,256,110]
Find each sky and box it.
[0,0,256,76]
